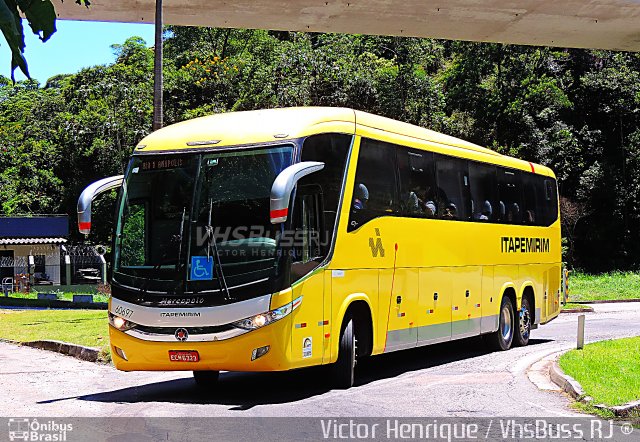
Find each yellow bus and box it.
[78,107,562,388]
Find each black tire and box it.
[332,317,356,389]
[514,296,532,347]
[193,370,220,388]
[486,296,515,351]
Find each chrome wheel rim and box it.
[501,305,512,341]
[520,306,531,340]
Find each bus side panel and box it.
[545,264,562,323]
[289,271,325,369]
[450,266,482,338]
[417,267,452,345]
[330,269,379,362]
[518,263,545,327]
[382,268,419,352]
[493,265,520,308]
[480,266,499,334]
[323,269,333,364]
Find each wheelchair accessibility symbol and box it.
[190,256,214,280]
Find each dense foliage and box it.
[0,28,638,272]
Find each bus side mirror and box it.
[77,175,124,235]
[270,161,324,224]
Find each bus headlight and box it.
[233,296,302,330]
[108,312,137,331]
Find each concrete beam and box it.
[54,0,640,51]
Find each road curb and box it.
[595,400,640,418]
[570,299,640,304]
[560,307,595,313]
[549,361,589,400]
[550,356,640,417]
[20,340,100,362]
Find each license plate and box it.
[169,350,200,362]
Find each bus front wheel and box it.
[487,297,514,351]
[193,370,220,388]
[332,317,356,389]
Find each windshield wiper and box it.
[176,207,186,272]
[206,199,232,301]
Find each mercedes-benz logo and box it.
[175,328,189,341]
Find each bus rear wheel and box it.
[332,317,356,389]
[514,296,532,347]
[486,296,514,351]
[193,370,220,388]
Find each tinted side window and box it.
[538,176,559,226]
[522,172,541,225]
[435,154,471,221]
[469,162,498,222]
[497,168,523,224]
[348,138,399,231]
[301,133,351,239]
[398,148,437,218]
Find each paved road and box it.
[2,303,639,418]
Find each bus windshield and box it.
[113,146,293,292]
[114,155,198,280]
[188,146,293,293]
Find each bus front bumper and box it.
[109,318,293,372]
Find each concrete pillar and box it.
[28,255,34,290]
[65,255,71,286]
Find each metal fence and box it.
[1,244,106,293]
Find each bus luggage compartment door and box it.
[450,266,483,339]
[417,267,452,345]
[382,268,419,351]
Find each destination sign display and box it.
[140,156,193,171]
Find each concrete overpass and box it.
[54,0,640,51]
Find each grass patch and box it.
[562,303,592,311]
[0,309,110,362]
[569,272,640,301]
[559,337,640,406]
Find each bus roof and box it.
[135,107,554,177]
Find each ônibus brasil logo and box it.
[8,418,73,441]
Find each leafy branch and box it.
[0,0,89,81]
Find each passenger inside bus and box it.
[406,187,437,217]
[524,209,535,224]
[352,183,369,211]
[350,183,370,228]
[507,202,520,223]
[474,200,492,221]
[443,202,457,219]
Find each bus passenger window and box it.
[468,162,498,222]
[537,178,559,226]
[348,139,399,231]
[497,168,523,224]
[434,154,471,221]
[522,172,539,225]
[398,148,437,218]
